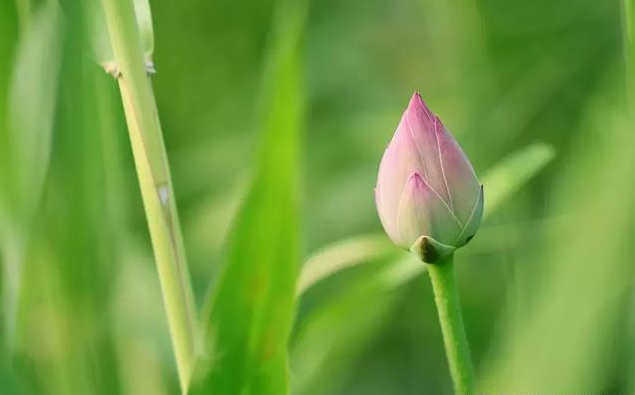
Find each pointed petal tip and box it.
[406,171,425,187]
[404,171,439,200]
[408,91,434,119]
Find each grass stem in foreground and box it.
[100,0,197,392]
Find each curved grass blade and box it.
[481,142,554,216]
[296,234,394,295]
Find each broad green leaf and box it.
[189,0,308,394]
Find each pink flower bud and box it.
[375,93,483,262]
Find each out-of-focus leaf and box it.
[0,0,17,235]
[297,142,555,296]
[478,69,634,394]
[481,142,554,216]
[17,17,127,394]
[189,0,308,394]
[86,1,112,69]
[2,1,62,224]
[113,246,171,395]
[629,289,635,394]
[624,1,635,391]
[623,0,635,100]
[0,357,34,395]
[296,235,393,295]
[0,0,62,347]
[291,271,398,395]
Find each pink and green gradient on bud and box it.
[375,93,483,263]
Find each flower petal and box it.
[395,172,461,249]
[405,93,453,208]
[453,185,484,247]
[434,116,480,224]
[375,187,398,243]
[376,112,427,235]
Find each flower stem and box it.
[100,0,197,392]
[427,254,474,395]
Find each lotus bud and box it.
[375,93,483,263]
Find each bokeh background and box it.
[1,0,635,394]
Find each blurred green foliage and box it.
[1,0,634,394]
[190,0,306,393]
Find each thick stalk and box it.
[427,255,474,395]
[100,0,197,392]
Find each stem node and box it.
[100,0,197,392]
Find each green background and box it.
[1,0,634,394]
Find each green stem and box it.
[100,0,197,392]
[427,255,474,395]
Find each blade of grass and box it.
[481,142,554,215]
[188,0,308,394]
[99,0,197,392]
[296,234,394,295]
